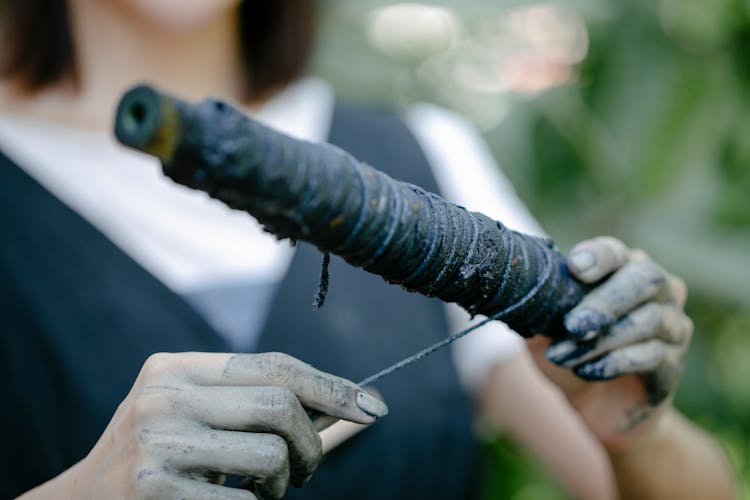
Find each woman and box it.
[0,1,734,499]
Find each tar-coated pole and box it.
[114,84,587,339]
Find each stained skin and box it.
[113,87,693,445]
[61,352,386,500]
[544,236,692,442]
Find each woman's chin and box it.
[110,0,241,33]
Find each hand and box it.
[69,352,387,500]
[533,237,692,450]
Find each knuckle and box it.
[133,468,168,499]
[658,306,687,342]
[627,259,666,285]
[259,352,301,385]
[131,386,180,422]
[656,306,677,337]
[627,258,658,275]
[131,394,158,423]
[571,236,627,267]
[258,434,290,475]
[671,275,687,293]
[569,239,594,255]
[668,275,688,304]
[623,303,662,337]
[137,428,179,455]
[681,315,694,342]
[598,236,629,263]
[655,305,693,343]
[137,426,156,447]
[265,386,298,412]
[628,248,649,261]
[598,235,627,252]
[325,378,352,409]
[141,352,180,381]
[259,387,302,427]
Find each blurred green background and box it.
[313,1,750,498]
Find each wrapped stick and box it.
[114,85,587,339]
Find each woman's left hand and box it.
[532,236,693,450]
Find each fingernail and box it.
[356,391,388,418]
[546,339,599,367]
[565,308,608,337]
[545,340,577,363]
[569,250,596,274]
[575,358,614,380]
[581,330,598,341]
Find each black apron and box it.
[0,103,479,499]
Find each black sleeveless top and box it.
[0,104,479,499]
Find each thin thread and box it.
[494,237,553,318]
[312,252,331,309]
[356,226,555,387]
[357,310,504,387]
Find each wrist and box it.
[606,405,675,459]
[16,458,89,499]
[64,456,91,498]
[604,408,737,500]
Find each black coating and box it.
[114,86,587,339]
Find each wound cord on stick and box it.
[357,247,553,387]
[115,86,588,340]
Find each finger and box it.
[313,386,383,432]
[185,385,321,486]
[147,429,290,499]
[641,361,683,406]
[547,303,692,367]
[663,274,688,307]
[567,236,629,283]
[188,352,388,423]
[573,339,666,380]
[564,259,669,337]
[614,252,687,307]
[137,469,257,500]
[312,414,339,432]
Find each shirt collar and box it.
[253,76,335,143]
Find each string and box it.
[354,238,553,387]
[312,252,331,310]
[357,311,503,387]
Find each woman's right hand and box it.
[32,352,387,500]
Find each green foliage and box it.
[315,0,750,495]
[479,438,568,500]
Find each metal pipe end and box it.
[114,84,181,163]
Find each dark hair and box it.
[0,0,316,99]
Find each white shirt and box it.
[0,77,543,394]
